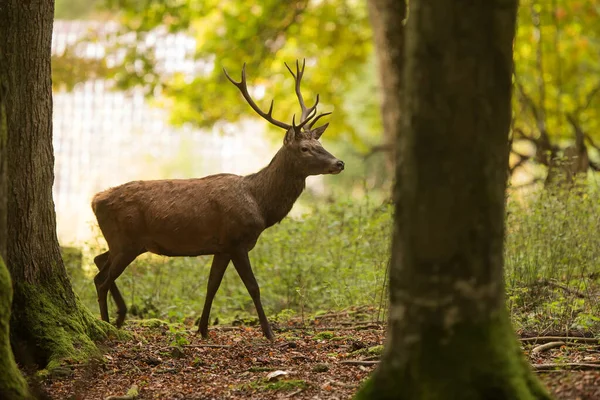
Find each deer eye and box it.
[301,147,309,152]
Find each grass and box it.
[63,185,600,336]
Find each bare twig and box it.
[575,83,600,115]
[184,344,232,349]
[532,362,600,371]
[363,143,392,160]
[539,279,586,299]
[340,360,379,366]
[521,336,599,344]
[287,388,305,398]
[531,341,565,355]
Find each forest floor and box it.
[39,308,600,400]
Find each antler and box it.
[285,59,331,130]
[223,63,291,130]
[224,61,330,132]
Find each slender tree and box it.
[367,0,406,173]
[0,0,112,372]
[356,0,552,398]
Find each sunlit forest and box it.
[1,0,600,398]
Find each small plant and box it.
[168,325,189,348]
[313,331,335,340]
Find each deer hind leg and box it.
[198,253,230,338]
[230,250,274,340]
[94,251,128,327]
[94,250,139,327]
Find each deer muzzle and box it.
[329,160,345,175]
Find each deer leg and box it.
[94,252,128,327]
[198,253,230,338]
[230,250,274,340]
[94,251,138,327]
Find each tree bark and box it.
[367,0,406,175]
[356,0,552,399]
[0,257,30,400]
[0,44,30,399]
[0,0,112,371]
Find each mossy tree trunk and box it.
[0,0,112,372]
[356,0,553,399]
[0,36,30,399]
[0,257,30,400]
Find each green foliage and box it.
[513,0,600,175]
[54,1,377,145]
[55,0,102,20]
[65,188,600,336]
[505,186,600,333]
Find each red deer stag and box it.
[92,60,344,340]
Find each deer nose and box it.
[336,160,345,170]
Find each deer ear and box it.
[284,127,296,145]
[312,123,329,140]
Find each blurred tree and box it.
[0,0,111,372]
[512,0,600,187]
[56,0,102,19]
[356,0,551,398]
[51,0,600,187]
[53,1,384,153]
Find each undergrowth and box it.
[62,186,600,335]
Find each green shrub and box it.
[66,186,600,335]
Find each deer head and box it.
[223,59,345,177]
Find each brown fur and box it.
[92,65,344,340]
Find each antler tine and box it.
[308,111,332,129]
[223,64,291,130]
[285,58,320,128]
[292,107,318,133]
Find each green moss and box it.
[354,310,552,400]
[313,331,335,340]
[10,279,119,376]
[367,345,384,356]
[0,256,31,399]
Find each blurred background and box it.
[53,0,600,332]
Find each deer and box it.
[91,60,344,340]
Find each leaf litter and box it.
[37,310,600,399]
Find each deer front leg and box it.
[198,253,230,338]
[230,249,274,340]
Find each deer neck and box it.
[244,149,306,228]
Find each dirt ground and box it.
[39,311,600,399]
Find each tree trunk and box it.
[0,257,30,400]
[367,0,406,175]
[0,0,112,372]
[356,0,552,399]
[0,44,30,399]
